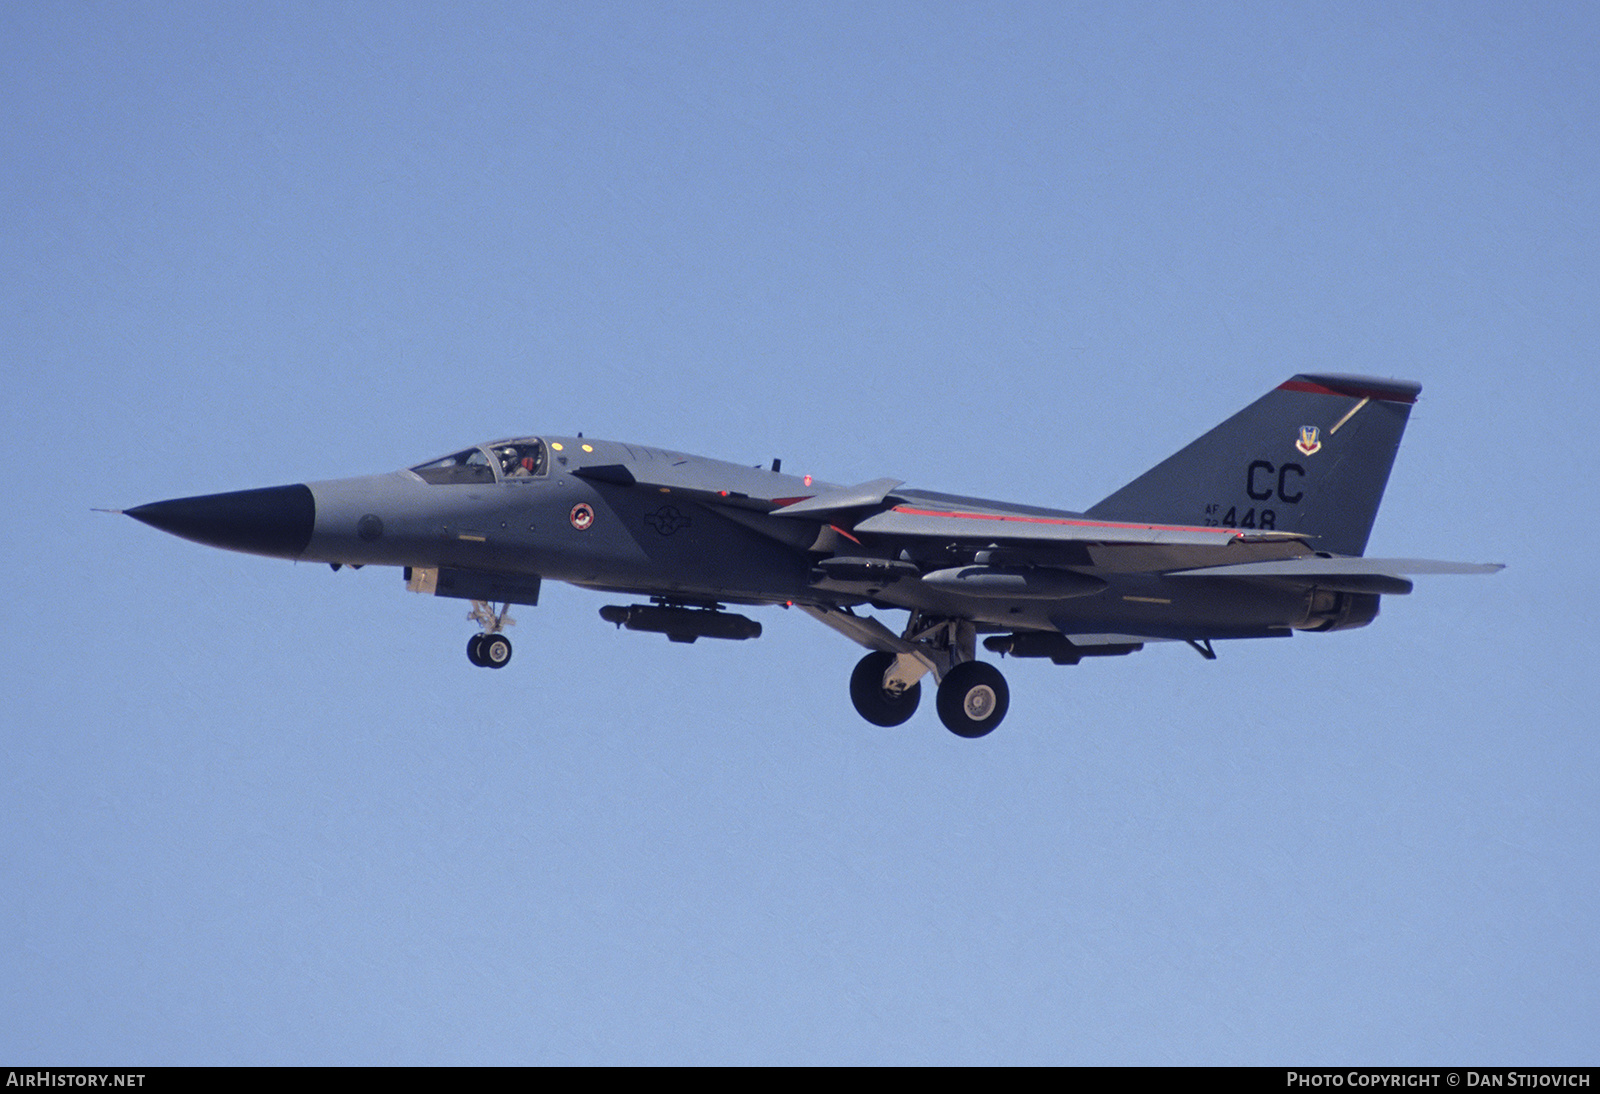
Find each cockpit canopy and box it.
[410,439,546,484]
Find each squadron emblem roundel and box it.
[570,503,595,531]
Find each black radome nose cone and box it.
[127,484,315,559]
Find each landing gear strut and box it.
[466,600,514,669]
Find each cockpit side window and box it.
[410,447,497,485]
[493,441,547,481]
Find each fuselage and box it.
[132,434,1333,639]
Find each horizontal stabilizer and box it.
[1167,556,1503,595]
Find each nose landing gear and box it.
[465,600,515,669]
[467,631,513,668]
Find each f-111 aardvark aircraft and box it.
[122,374,1500,738]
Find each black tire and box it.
[480,633,513,669]
[467,634,487,667]
[936,661,1009,738]
[849,651,921,727]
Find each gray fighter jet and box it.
[123,374,1500,737]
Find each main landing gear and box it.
[850,651,922,727]
[465,600,514,669]
[934,660,1009,738]
[846,613,1011,738]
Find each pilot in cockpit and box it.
[498,443,544,478]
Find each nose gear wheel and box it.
[477,632,512,668]
[465,601,515,668]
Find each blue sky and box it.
[4,1,1596,1064]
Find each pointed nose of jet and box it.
[126,484,315,559]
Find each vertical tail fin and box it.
[1085,374,1419,557]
